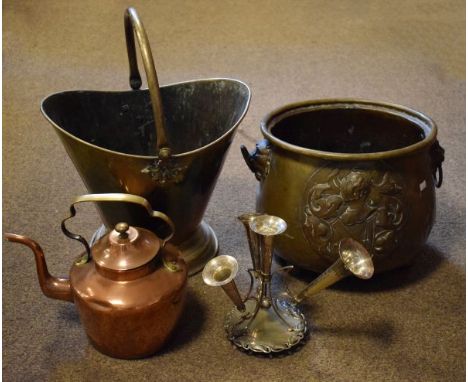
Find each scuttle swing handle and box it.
[124,7,170,157]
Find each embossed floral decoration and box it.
[303,168,405,261]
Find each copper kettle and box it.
[5,193,187,359]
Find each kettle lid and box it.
[91,222,161,271]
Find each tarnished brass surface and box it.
[124,8,168,153]
[4,194,188,359]
[242,99,445,273]
[40,8,251,274]
[62,193,175,267]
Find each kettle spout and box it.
[5,233,73,302]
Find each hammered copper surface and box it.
[4,230,187,359]
[71,242,187,359]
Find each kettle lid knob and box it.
[115,222,130,239]
[92,223,162,271]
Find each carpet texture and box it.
[3,1,465,381]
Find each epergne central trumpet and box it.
[202,213,375,354]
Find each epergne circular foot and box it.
[225,298,307,354]
[202,213,375,356]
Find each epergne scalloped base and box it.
[225,298,306,353]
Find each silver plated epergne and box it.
[203,213,375,354]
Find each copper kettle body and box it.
[5,193,187,359]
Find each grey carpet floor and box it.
[3,1,465,381]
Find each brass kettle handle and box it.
[124,7,170,155]
[61,193,175,261]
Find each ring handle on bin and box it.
[61,193,175,263]
[430,140,445,188]
[124,7,170,156]
[241,139,272,181]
